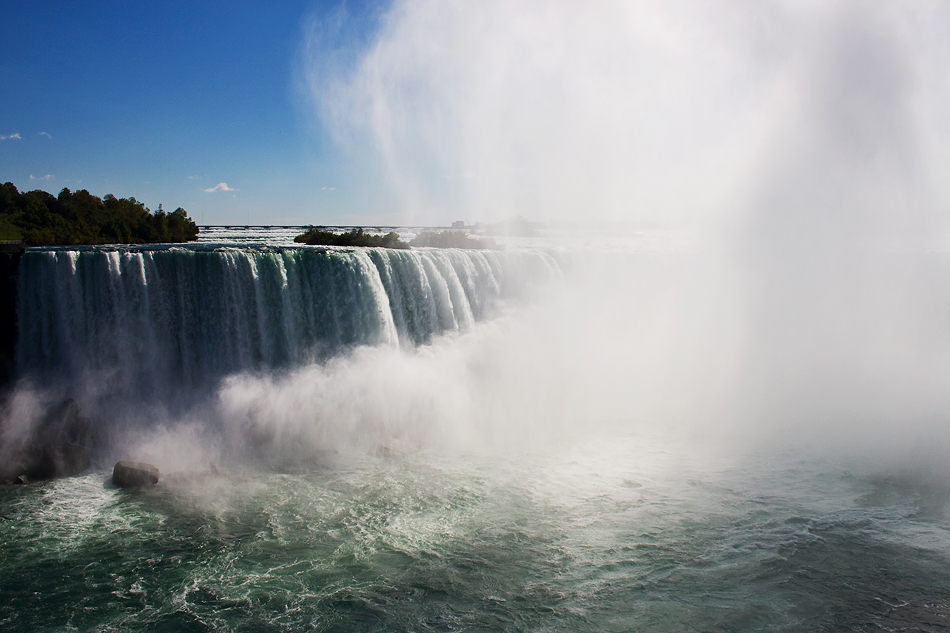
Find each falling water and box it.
[15,245,561,408]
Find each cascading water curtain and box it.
[16,247,561,404]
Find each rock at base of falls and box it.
[1,398,99,484]
[112,461,159,488]
[42,444,91,478]
[2,443,92,483]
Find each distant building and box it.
[451,220,465,229]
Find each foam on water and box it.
[2,432,950,631]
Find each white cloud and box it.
[204,182,235,192]
[39,132,51,139]
[29,174,53,181]
[188,175,199,180]
[0,133,21,141]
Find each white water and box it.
[10,240,567,467]
[11,229,950,478]
[6,230,950,631]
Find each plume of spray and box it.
[304,0,781,227]
[7,1,950,485]
[291,0,950,469]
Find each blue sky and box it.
[0,1,391,225]
[3,2,948,230]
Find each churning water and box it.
[4,229,950,631]
[3,435,950,631]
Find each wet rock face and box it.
[0,242,25,391]
[40,399,94,447]
[112,461,159,488]
[1,398,96,483]
[3,443,91,482]
[30,444,91,479]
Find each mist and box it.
[304,0,950,229]
[7,1,950,480]
[297,0,950,469]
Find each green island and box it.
[294,227,410,248]
[0,182,199,246]
[294,227,498,250]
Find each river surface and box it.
[4,228,950,631]
[4,431,950,632]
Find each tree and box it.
[2,186,199,246]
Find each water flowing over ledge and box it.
[16,246,562,403]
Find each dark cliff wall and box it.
[0,242,25,390]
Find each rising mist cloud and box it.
[304,0,950,229]
[295,0,950,463]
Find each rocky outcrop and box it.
[2,442,92,483]
[0,241,25,392]
[20,444,91,480]
[112,461,159,488]
[0,398,96,483]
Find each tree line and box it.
[294,227,409,248]
[294,227,498,250]
[0,183,199,246]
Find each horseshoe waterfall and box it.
[16,246,558,407]
[3,235,950,632]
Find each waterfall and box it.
[15,246,561,405]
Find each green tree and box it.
[2,186,199,246]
